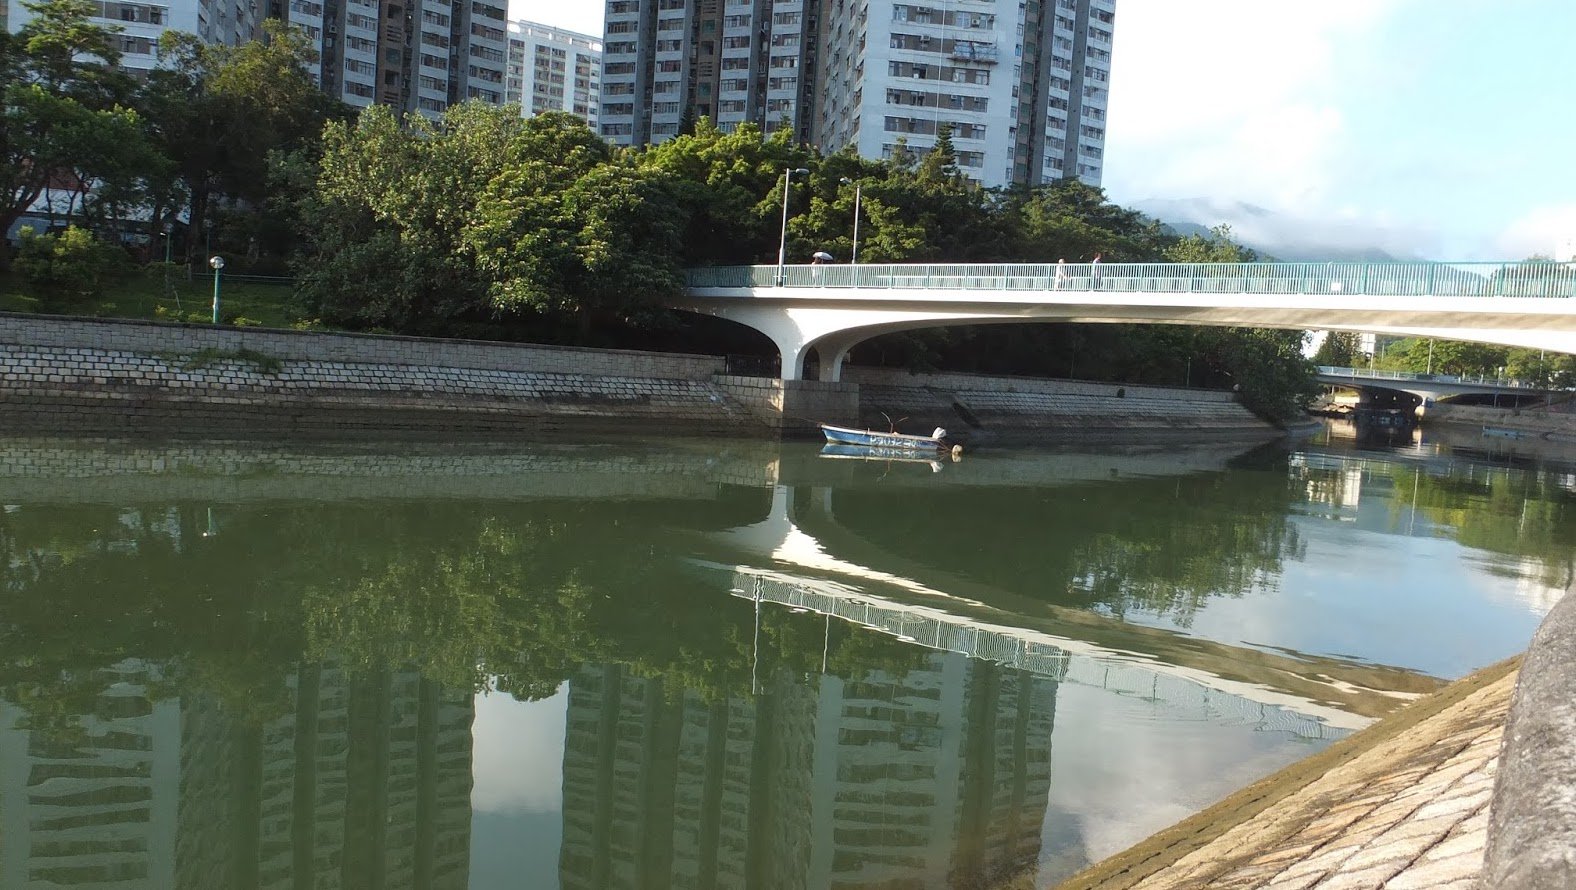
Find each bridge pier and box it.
[714,375,859,436]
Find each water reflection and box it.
[560,657,1054,890]
[0,663,475,890]
[0,435,1566,888]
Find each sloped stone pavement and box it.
[1060,660,1517,890]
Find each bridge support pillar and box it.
[807,332,865,383]
[714,376,859,437]
[780,379,859,435]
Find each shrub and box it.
[14,226,130,298]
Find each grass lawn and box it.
[0,270,308,329]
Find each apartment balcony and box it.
[949,42,998,63]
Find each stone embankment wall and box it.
[1427,402,1576,441]
[1485,589,1576,889]
[0,314,1276,440]
[0,314,776,436]
[843,367,1276,442]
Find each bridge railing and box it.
[1315,366,1538,389]
[685,261,1576,298]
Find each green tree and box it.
[0,0,152,260]
[293,104,489,332]
[636,119,810,266]
[1010,179,1170,263]
[297,105,683,338]
[1311,331,1362,368]
[139,22,342,264]
[1164,224,1257,263]
[469,112,685,332]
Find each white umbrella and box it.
[812,251,835,263]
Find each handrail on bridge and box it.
[685,261,1576,299]
[1315,366,1538,389]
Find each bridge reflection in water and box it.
[724,566,1348,741]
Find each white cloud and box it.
[1495,204,1576,261]
[1105,0,1406,215]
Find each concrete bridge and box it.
[678,261,1576,381]
[1313,365,1552,403]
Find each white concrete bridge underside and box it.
[676,288,1576,381]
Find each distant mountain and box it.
[1133,197,1415,262]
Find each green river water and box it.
[0,425,1567,889]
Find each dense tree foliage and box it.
[1370,335,1576,387]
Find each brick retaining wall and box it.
[0,315,765,436]
[842,366,1272,441]
[0,315,1279,441]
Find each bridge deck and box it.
[689,261,1576,298]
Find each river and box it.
[0,425,1566,889]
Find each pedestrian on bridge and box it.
[1091,253,1103,290]
[1054,258,1069,289]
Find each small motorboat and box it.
[819,422,959,454]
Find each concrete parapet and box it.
[1484,590,1576,889]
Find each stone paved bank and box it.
[0,314,1277,439]
[1060,660,1519,890]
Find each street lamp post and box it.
[776,166,810,286]
[208,255,225,324]
[160,226,180,307]
[838,176,863,266]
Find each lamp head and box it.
[209,255,225,271]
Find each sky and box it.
[509,0,1576,260]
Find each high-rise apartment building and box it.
[506,21,603,126]
[5,0,263,74]
[818,0,1114,188]
[598,0,820,146]
[599,0,1114,189]
[5,0,512,119]
[279,0,510,118]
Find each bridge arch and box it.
[676,262,1576,381]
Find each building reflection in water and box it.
[0,662,474,890]
[0,654,1057,890]
[559,655,1058,890]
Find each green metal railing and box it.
[1315,366,1536,389]
[685,261,1576,298]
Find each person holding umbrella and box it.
[811,251,835,265]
